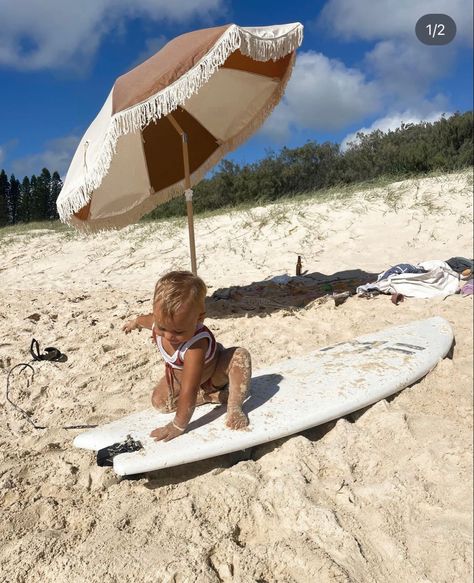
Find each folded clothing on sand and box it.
[357,260,461,299]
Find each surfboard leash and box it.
[5,338,98,430]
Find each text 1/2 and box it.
[426,23,445,38]
[416,14,456,46]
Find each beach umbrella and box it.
[57,23,303,274]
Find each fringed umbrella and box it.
[57,23,303,274]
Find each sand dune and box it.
[0,171,472,582]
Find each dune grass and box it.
[0,168,471,244]
[0,220,76,247]
[146,167,473,222]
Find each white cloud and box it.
[341,109,452,151]
[11,134,81,177]
[319,0,473,45]
[0,0,224,71]
[262,51,382,141]
[260,2,470,145]
[318,0,471,114]
[0,139,19,171]
[364,38,456,107]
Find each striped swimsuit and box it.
[152,324,219,396]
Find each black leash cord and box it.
[6,363,45,429]
[6,340,98,430]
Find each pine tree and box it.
[49,171,62,220]
[29,175,39,221]
[18,176,32,223]
[0,170,10,226]
[30,169,51,221]
[8,174,20,224]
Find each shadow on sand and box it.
[185,372,283,432]
[206,268,378,319]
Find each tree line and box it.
[0,110,472,227]
[150,110,473,219]
[0,168,62,227]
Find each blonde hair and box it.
[153,271,207,319]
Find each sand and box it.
[0,171,472,583]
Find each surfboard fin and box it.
[96,435,143,467]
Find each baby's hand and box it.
[150,421,185,442]
[122,319,139,334]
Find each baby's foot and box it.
[226,408,249,430]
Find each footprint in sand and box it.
[0,356,12,369]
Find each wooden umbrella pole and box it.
[168,113,197,275]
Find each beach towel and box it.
[357,260,460,298]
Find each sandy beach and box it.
[0,170,472,582]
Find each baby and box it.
[123,270,252,441]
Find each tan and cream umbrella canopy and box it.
[57,23,303,274]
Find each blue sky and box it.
[0,0,472,179]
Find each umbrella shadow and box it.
[206,268,379,319]
[186,372,283,432]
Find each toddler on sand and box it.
[123,271,252,441]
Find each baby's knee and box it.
[151,386,175,412]
[151,394,166,411]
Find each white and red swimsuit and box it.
[152,324,219,394]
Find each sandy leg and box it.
[212,347,252,430]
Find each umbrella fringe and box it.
[58,23,303,225]
[111,24,303,136]
[239,24,304,61]
[62,51,297,233]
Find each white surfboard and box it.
[74,317,453,476]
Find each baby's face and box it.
[153,302,203,347]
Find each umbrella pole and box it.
[168,114,197,275]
